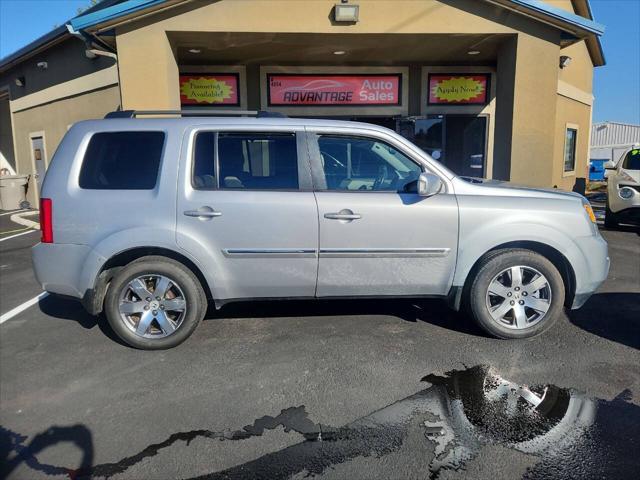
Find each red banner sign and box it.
[267,74,401,106]
[428,74,489,105]
[179,74,239,106]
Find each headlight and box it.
[619,187,635,199]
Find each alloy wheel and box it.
[485,265,552,330]
[118,274,187,338]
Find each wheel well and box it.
[98,247,213,302]
[462,241,576,309]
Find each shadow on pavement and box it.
[568,292,640,350]
[213,298,485,337]
[602,224,640,235]
[37,295,128,346]
[0,424,93,479]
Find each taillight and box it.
[40,198,53,243]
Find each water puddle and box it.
[2,365,638,479]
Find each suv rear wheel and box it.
[468,249,565,339]
[104,256,206,349]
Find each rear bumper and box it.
[570,233,610,309]
[32,242,91,298]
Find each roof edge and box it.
[499,0,605,36]
[68,0,170,32]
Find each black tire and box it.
[104,256,207,349]
[604,201,619,229]
[467,249,565,339]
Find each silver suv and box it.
[32,111,609,349]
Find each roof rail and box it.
[104,110,288,119]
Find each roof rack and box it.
[104,110,287,119]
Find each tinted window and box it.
[622,149,640,170]
[564,128,577,172]
[79,131,165,189]
[218,133,298,190]
[192,132,216,189]
[318,136,422,191]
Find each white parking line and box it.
[0,292,49,324]
[0,209,26,217]
[0,229,38,242]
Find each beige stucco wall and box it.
[507,34,561,187]
[115,0,561,110]
[552,95,592,190]
[11,85,120,204]
[558,40,594,93]
[114,0,570,188]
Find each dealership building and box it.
[0,0,605,205]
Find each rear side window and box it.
[192,132,299,190]
[218,133,298,190]
[79,131,165,189]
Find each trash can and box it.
[0,175,29,210]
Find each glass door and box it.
[397,115,487,178]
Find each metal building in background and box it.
[591,121,640,163]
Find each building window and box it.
[564,128,577,173]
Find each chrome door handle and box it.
[184,209,222,218]
[324,212,362,220]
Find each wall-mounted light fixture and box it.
[559,55,572,69]
[334,2,359,23]
[188,48,202,54]
[37,61,48,69]
[14,76,25,87]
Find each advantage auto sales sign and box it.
[267,74,402,106]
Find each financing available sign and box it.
[428,74,489,105]
[267,74,402,106]
[179,74,240,106]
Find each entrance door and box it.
[30,136,46,193]
[397,115,487,177]
[309,129,459,297]
[177,128,319,300]
[445,116,487,177]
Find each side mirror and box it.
[604,160,616,170]
[417,172,443,197]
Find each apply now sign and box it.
[267,74,402,106]
[428,74,489,105]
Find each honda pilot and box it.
[32,111,609,349]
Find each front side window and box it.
[79,131,165,189]
[218,133,298,190]
[622,148,640,170]
[564,128,577,173]
[317,135,422,191]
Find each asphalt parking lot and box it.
[1,217,639,479]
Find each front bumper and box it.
[570,233,610,309]
[611,207,640,225]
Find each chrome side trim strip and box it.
[319,248,451,258]
[222,248,317,258]
[223,248,451,258]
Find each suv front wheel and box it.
[104,256,207,349]
[468,249,565,339]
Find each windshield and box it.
[622,148,640,170]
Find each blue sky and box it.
[0,0,638,124]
